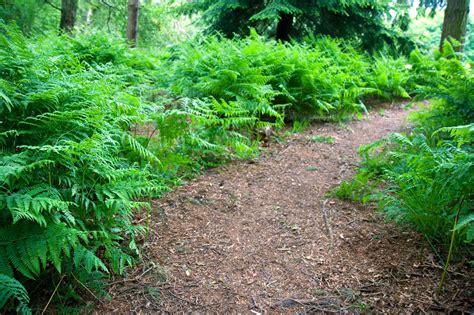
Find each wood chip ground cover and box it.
[98,103,473,313]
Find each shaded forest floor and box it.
[97,103,473,313]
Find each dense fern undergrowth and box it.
[0,23,472,312]
[336,45,473,264]
[165,30,413,123]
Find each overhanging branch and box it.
[44,0,61,11]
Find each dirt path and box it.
[99,103,472,313]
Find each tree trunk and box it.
[276,12,293,42]
[439,0,470,52]
[127,0,140,47]
[60,0,78,33]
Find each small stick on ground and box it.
[321,199,334,251]
[41,276,64,315]
[72,274,104,304]
[107,264,156,286]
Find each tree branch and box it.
[99,0,117,9]
[84,0,101,10]
[44,0,61,11]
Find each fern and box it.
[336,45,473,258]
[435,124,474,147]
[165,33,416,123]
[0,275,31,315]
[347,125,473,256]
[0,23,168,312]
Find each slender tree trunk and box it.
[127,0,139,47]
[439,0,470,52]
[86,8,94,25]
[276,12,293,42]
[60,0,78,33]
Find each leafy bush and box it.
[359,129,473,249]
[164,31,414,122]
[0,24,164,312]
[0,275,30,315]
[148,98,261,172]
[411,48,473,128]
[407,13,474,60]
[334,171,378,205]
[339,45,473,258]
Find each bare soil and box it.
[98,103,473,314]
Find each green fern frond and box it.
[0,274,31,315]
[123,133,161,165]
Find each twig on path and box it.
[166,289,202,307]
[165,289,225,309]
[106,264,156,286]
[320,199,334,251]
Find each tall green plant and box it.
[338,43,473,261]
[0,24,162,312]
[165,32,414,122]
[359,130,473,249]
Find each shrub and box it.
[164,31,414,122]
[0,25,276,312]
[359,129,473,250]
[0,24,163,312]
[339,44,473,258]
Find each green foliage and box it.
[0,0,58,34]
[291,120,310,133]
[2,9,470,311]
[75,0,183,46]
[407,12,474,59]
[0,25,281,311]
[406,12,444,54]
[152,97,262,169]
[0,0,184,46]
[369,56,412,98]
[310,135,336,144]
[338,47,473,258]
[165,33,414,122]
[0,23,164,311]
[359,130,473,251]
[333,171,376,204]
[0,275,31,315]
[408,43,474,130]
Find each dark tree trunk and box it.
[276,12,293,42]
[440,0,470,52]
[60,0,78,33]
[127,0,140,47]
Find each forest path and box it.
[99,103,466,313]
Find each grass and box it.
[310,135,336,144]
